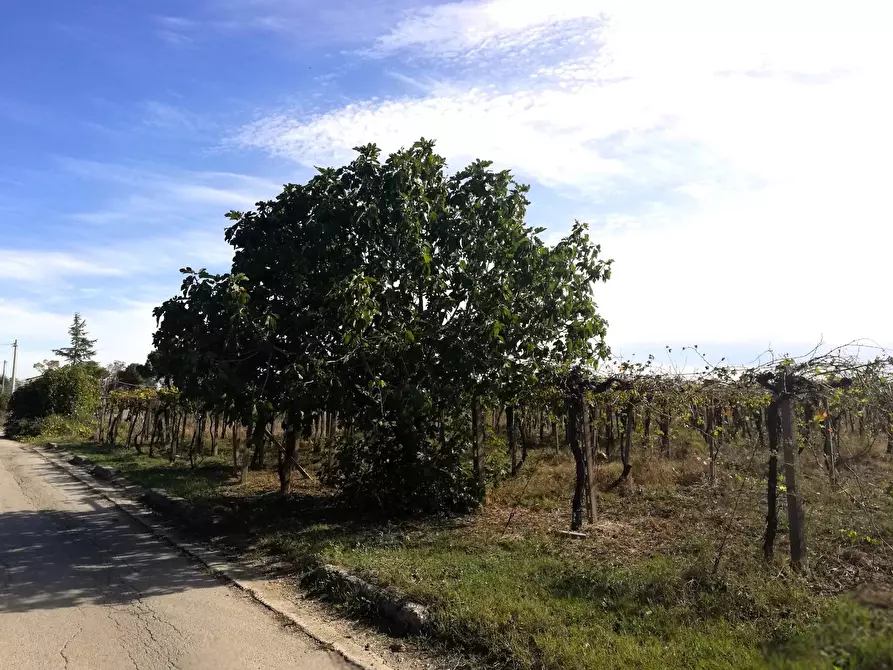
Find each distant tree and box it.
[117,363,154,388]
[34,359,61,374]
[3,364,100,437]
[52,313,97,365]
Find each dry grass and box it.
[60,425,893,670]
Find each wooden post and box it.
[763,401,779,561]
[581,400,597,524]
[821,398,837,483]
[659,401,671,457]
[886,412,893,455]
[780,391,807,571]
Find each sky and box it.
[1,0,892,378]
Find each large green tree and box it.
[53,313,98,365]
[153,139,612,510]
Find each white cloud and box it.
[0,300,158,377]
[370,0,605,61]
[0,161,278,378]
[234,0,893,355]
[0,251,124,283]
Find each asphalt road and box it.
[0,438,355,669]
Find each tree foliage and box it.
[52,312,98,365]
[151,140,612,511]
[3,364,100,437]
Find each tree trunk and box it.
[210,413,220,456]
[96,399,106,443]
[241,420,252,485]
[707,403,717,483]
[606,405,634,491]
[471,397,483,486]
[659,402,671,457]
[822,398,837,483]
[139,409,150,447]
[581,400,596,524]
[279,411,298,494]
[251,413,268,469]
[188,414,202,469]
[800,399,813,448]
[552,418,559,450]
[507,405,518,476]
[567,397,585,531]
[763,402,779,561]
[539,409,545,445]
[109,408,124,447]
[780,392,807,572]
[604,407,615,458]
[232,423,240,470]
[148,411,161,458]
[313,413,323,455]
[519,408,530,466]
[886,413,893,455]
[126,409,139,449]
[643,399,652,445]
[174,411,187,462]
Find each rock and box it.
[91,464,118,481]
[69,455,90,466]
[45,442,59,450]
[395,601,429,632]
[308,564,430,635]
[141,488,189,517]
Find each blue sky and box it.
[1,0,891,376]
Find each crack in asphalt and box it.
[58,608,85,669]
[2,449,187,668]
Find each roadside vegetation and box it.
[7,140,893,669]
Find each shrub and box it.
[328,416,483,515]
[4,364,100,438]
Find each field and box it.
[55,419,893,670]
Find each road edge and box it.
[28,444,396,670]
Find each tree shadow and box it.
[0,504,217,614]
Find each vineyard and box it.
[32,141,893,667]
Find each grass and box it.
[57,441,237,501]
[51,426,893,670]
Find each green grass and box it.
[289,532,886,670]
[60,441,235,501]
[52,438,893,670]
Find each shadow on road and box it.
[0,503,216,614]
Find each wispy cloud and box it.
[0,299,160,375]
[0,159,283,372]
[154,15,199,47]
[232,0,893,351]
[370,0,605,62]
[154,1,432,49]
[0,250,124,282]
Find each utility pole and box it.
[10,340,18,394]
